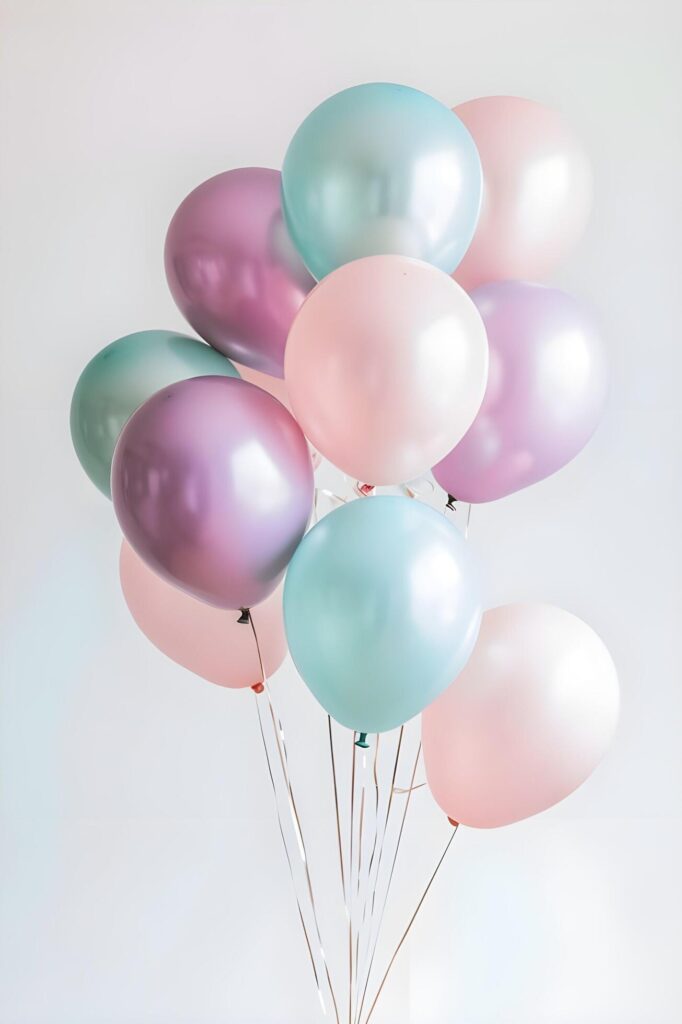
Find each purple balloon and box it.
[164,168,314,378]
[111,376,314,609]
[433,281,608,503]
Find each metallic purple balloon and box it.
[111,376,314,609]
[432,281,608,503]
[164,168,314,378]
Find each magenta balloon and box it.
[111,376,314,610]
[432,281,608,503]
[164,168,314,378]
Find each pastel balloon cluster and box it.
[71,82,617,833]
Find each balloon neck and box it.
[445,494,457,511]
[355,732,370,749]
[356,482,376,497]
[251,682,265,694]
[447,816,459,828]
[237,608,251,624]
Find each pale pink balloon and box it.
[285,255,488,485]
[422,604,618,828]
[119,541,287,689]
[453,97,593,291]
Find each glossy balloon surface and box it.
[453,96,592,290]
[165,168,314,377]
[285,256,488,485]
[432,281,608,502]
[284,496,482,733]
[423,603,619,828]
[112,376,314,609]
[282,83,482,280]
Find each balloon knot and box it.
[445,494,457,511]
[447,816,459,827]
[356,483,376,497]
[251,682,265,694]
[237,608,251,624]
[355,732,370,748]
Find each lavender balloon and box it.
[112,376,314,610]
[165,168,314,378]
[433,281,608,503]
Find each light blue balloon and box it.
[284,496,482,734]
[281,82,482,280]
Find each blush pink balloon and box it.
[120,541,286,689]
[285,255,488,485]
[432,281,608,503]
[165,167,314,377]
[422,603,619,829]
[453,97,593,291]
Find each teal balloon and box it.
[281,82,482,280]
[70,330,240,497]
[284,496,482,733]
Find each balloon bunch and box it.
[71,83,618,1021]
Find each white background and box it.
[1,1,681,1021]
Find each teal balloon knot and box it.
[355,732,369,749]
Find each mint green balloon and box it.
[284,496,482,734]
[70,330,240,497]
[281,82,482,280]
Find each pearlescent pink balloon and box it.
[432,281,608,503]
[112,376,314,610]
[422,603,619,829]
[285,255,488,485]
[119,541,286,689]
[453,97,592,291]
[165,168,314,377]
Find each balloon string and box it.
[264,684,341,1024]
[356,765,366,900]
[250,615,341,1024]
[392,781,426,795]
[354,753,367,1017]
[355,738,420,1024]
[360,738,381,924]
[314,487,348,525]
[354,741,378,1017]
[356,741,376,954]
[348,735,358,1024]
[369,737,381,884]
[444,498,473,540]
[354,736,380,1007]
[366,726,404,928]
[247,609,266,687]
[352,730,404,1024]
[328,716,347,901]
[327,716,353,1021]
[362,824,459,1024]
[253,692,326,1013]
